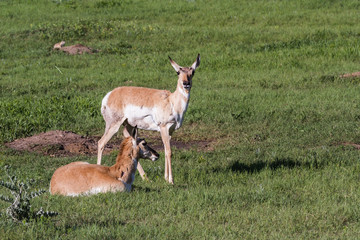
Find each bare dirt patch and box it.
[340,142,360,150]
[59,44,98,55]
[5,130,213,157]
[340,72,360,78]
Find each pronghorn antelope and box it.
[50,127,159,196]
[53,41,65,50]
[97,54,200,184]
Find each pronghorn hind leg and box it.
[160,126,172,184]
[123,121,149,181]
[97,119,124,165]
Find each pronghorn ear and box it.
[191,53,200,70]
[169,56,181,73]
[131,126,138,140]
[131,126,138,146]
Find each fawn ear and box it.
[169,56,181,73]
[131,126,138,140]
[191,53,200,70]
[131,126,138,146]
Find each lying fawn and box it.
[50,126,158,196]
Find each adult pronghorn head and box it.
[169,54,200,93]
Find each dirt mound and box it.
[5,130,103,157]
[60,44,98,55]
[5,130,213,157]
[340,72,360,78]
[341,142,360,150]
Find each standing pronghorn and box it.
[50,126,159,196]
[97,54,200,184]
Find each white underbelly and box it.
[124,105,160,131]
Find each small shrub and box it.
[0,165,58,223]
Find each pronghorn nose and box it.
[183,81,191,89]
[152,152,160,161]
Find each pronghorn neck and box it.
[115,137,134,163]
[109,137,138,182]
[171,81,190,112]
[167,78,191,130]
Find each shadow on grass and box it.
[229,157,303,174]
[132,185,161,193]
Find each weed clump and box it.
[0,165,58,223]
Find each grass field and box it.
[1,0,360,238]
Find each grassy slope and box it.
[1,0,360,238]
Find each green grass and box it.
[1,0,360,238]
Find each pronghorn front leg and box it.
[160,126,173,184]
[135,162,148,180]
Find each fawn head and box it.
[130,126,159,162]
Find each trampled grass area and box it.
[1,0,360,238]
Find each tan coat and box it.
[50,136,143,196]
